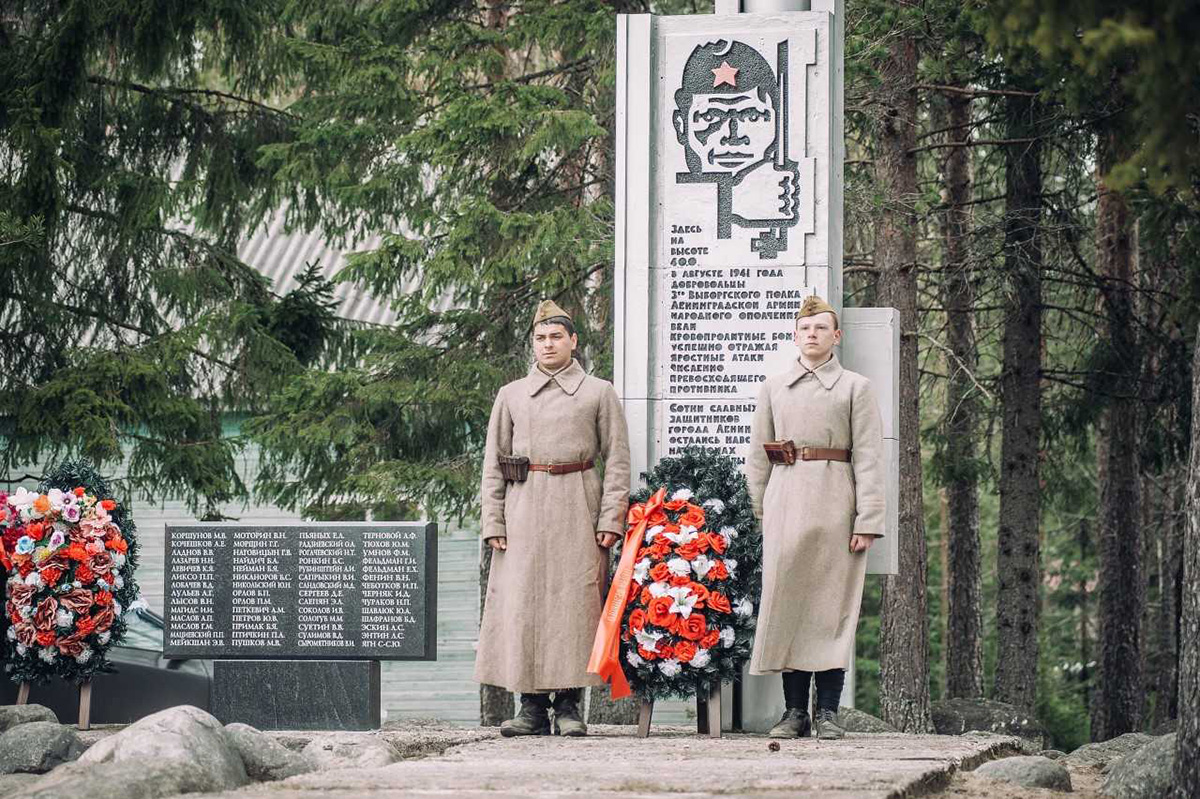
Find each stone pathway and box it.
[187,726,1019,799]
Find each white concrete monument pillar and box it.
[613,0,899,731]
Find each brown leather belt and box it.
[800,447,851,462]
[764,441,851,465]
[527,459,595,475]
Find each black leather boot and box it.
[552,688,587,737]
[500,693,551,737]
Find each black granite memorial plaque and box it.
[163,522,437,660]
[211,660,381,730]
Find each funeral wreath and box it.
[2,461,143,685]
[611,447,761,702]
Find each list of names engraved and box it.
[164,523,434,659]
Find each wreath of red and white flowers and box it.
[2,486,142,681]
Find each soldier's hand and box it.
[487,536,508,552]
[849,534,875,553]
[596,531,619,549]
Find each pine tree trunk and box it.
[479,542,513,726]
[872,14,932,733]
[993,89,1043,712]
[1155,472,1183,726]
[1169,325,1200,799]
[937,89,983,700]
[1091,129,1144,740]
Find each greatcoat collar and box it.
[526,358,586,397]
[785,353,844,391]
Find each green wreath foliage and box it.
[616,446,762,703]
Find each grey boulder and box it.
[0,721,84,774]
[837,706,897,733]
[13,705,248,799]
[932,698,1047,752]
[974,755,1073,791]
[1064,732,1154,770]
[1101,733,1176,799]
[302,733,400,770]
[0,706,57,734]
[224,723,313,781]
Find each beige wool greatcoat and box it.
[745,354,885,674]
[474,359,632,693]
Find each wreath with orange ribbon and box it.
[589,447,760,702]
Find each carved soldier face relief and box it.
[681,91,775,175]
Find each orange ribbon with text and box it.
[587,487,667,698]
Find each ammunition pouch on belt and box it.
[498,455,531,482]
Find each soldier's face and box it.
[532,323,577,371]
[794,313,841,361]
[676,91,775,174]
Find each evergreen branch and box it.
[459,56,593,92]
[914,84,1040,99]
[86,76,297,120]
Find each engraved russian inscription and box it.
[163,523,436,660]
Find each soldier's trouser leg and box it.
[551,688,587,737]
[500,692,551,737]
[768,671,813,738]
[814,669,846,740]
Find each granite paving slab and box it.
[182,725,1019,799]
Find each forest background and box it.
[0,0,1197,788]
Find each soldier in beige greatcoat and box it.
[745,295,886,740]
[474,300,632,737]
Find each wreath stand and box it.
[637,682,722,738]
[15,680,94,730]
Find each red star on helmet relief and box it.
[711,60,738,88]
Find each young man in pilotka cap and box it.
[745,295,886,740]
[474,300,632,737]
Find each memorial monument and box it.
[613,0,900,731]
[164,521,437,730]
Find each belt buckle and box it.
[800,446,812,461]
[546,459,558,475]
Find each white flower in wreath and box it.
[634,628,664,652]
[114,575,125,590]
[648,581,671,599]
[112,552,126,568]
[15,644,27,656]
[720,626,736,647]
[5,626,15,641]
[703,498,726,514]
[644,524,665,543]
[657,658,683,677]
[724,558,739,580]
[690,648,712,668]
[633,558,651,585]
[24,572,43,588]
[664,526,698,546]
[666,585,699,619]
[47,489,66,510]
[38,647,57,663]
[670,488,694,502]
[47,530,66,550]
[666,557,691,578]
[97,632,111,645]
[55,609,74,629]
[691,554,715,579]
[626,650,645,668]
[719,526,739,547]
[75,647,93,664]
[63,505,80,522]
[113,600,123,616]
[733,597,754,618]
[9,487,37,511]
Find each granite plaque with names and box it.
[163,522,437,660]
